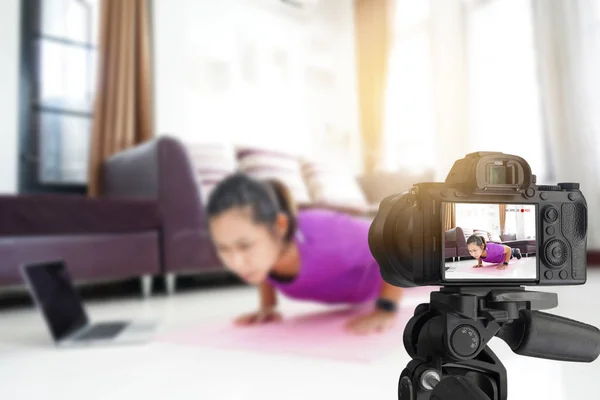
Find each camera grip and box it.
[497,310,600,362]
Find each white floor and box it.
[445,256,537,281]
[2,272,600,400]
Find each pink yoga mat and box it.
[159,286,437,363]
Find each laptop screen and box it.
[21,261,89,341]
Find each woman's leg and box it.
[511,248,522,260]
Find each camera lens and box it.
[368,193,417,287]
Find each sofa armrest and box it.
[102,136,221,272]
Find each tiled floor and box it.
[1,271,600,400]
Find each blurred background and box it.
[0,0,599,399]
[1,0,599,245]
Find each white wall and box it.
[153,0,362,172]
[0,1,20,194]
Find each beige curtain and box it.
[443,203,456,233]
[355,0,394,174]
[88,0,154,196]
[499,204,507,233]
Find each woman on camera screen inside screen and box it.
[467,234,522,270]
[205,172,403,335]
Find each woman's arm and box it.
[260,280,278,311]
[379,280,403,305]
[234,281,281,325]
[502,245,512,264]
[345,279,403,334]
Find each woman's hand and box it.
[234,308,282,326]
[472,264,483,268]
[496,263,508,270]
[345,310,398,335]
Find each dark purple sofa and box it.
[101,135,225,294]
[0,194,162,296]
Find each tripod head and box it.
[399,287,600,400]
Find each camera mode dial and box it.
[558,182,580,191]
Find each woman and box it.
[206,172,403,334]
[467,234,522,270]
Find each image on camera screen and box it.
[443,202,537,281]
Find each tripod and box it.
[399,287,600,400]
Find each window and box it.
[19,0,100,193]
[582,1,600,180]
[382,0,436,173]
[503,205,536,239]
[382,0,547,181]
[466,0,546,182]
[455,203,501,235]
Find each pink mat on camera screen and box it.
[158,286,436,363]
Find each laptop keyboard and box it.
[76,322,128,341]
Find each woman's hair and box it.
[206,172,297,242]
[466,234,487,248]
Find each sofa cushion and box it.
[489,232,502,243]
[473,230,490,241]
[300,159,368,211]
[236,147,312,205]
[462,227,473,240]
[0,194,161,237]
[185,142,238,205]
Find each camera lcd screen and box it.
[442,202,537,281]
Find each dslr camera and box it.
[368,151,598,400]
[369,151,587,288]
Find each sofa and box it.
[445,226,537,260]
[100,135,436,293]
[0,194,162,297]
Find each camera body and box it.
[369,151,588,287]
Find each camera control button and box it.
[525,188,535,198]
[544,207,559,223]
[546,226,555,236]
[544,239,568,267]
[545,270,553,279]
[568,193,577,201]
[552,247,563,258]
[559,182,580,191]
[559,270,568,280]
[540,192,549,200]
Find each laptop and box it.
[20,260,156,347]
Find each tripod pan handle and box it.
[497,310,600,362]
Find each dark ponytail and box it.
[263,178,297,240]
[466,234,487,249]
[206,172,297,242]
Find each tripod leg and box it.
[431,376,492,400]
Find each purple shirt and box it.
[267,209,382,304]
[481,242,506,263]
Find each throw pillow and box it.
[236,147,312,206]
[185,142,237,205]
[300,158,368,212]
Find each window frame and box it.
[18,0,96,194]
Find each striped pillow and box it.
[185,142,237,205]
[300,159,368,210]
[236,147,312,206]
